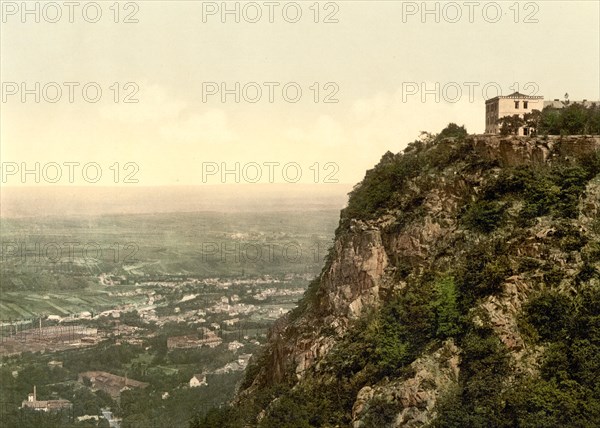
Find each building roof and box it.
[485,91,544,102]
[167,334,222,349]
[22,399,72,410]
[79,371,149,393]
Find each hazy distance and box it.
[0,184,353,218]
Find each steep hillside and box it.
[200,132,600,427]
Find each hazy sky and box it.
[1,0,599,187]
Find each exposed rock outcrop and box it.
[352,339,460,427]
[236,135,600,426]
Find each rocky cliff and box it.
[226,133,600,428]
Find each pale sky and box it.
[1,0,599,187]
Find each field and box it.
[0,210,340,320]
[0,287,147,320]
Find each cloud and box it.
[159,109,237,144]
[99,83,185,124]
[285,115,344,148]
[349,85,484,146]
[278,85,485,182]
[352,92,389,121]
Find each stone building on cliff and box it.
[486,92,598,136]
[485,92,544,136]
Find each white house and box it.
[228,340,244,351]
[189,373,207,388]
[486,92,598,135]
[485,92,544,135]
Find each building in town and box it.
[78,371,149,399]
[189,373,208,387]
[167,332,222,350]
[21,386,72,412]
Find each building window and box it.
[524,101,528,108]
[515,101,520,109]
[523,127,529,136]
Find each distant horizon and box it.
[0,182,356,189]
[0,183,354,218]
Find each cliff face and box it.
[245,224,390,388]
[235,134,600,427]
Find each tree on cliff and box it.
[436,123,468,140]
[498,114,525,135]
[538,103,600,135]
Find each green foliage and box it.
[505,377,599,427]
[288,277,323,321]
[257,387,331,428]
[433,277,462,338]
[325,312,379,379]
[457,240,512,302]
[435,287,600,426]
[524,292,572,341]
[197,384,313,428]
[576,262,599,285]
[556,222,588,252]
[538,103,600,135]
[485,166,558,222]
[543,265,565,287]
[498,114,525,136]
[250,285,438,427]
[361,396,400,428]
[344,150,423,220]
[432,325,510,428]
[461,200,506,233]
[502,287,600,426]
[476,160,596,226]
[437,123,468,141]
[523,109,542,134]
[551,165,591,218]
[518,257,542,272]
[374,284,436,376]
[344,127,476,221]
[250,283,439,427]
[579,150,600,178]
[192,407,233,428]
